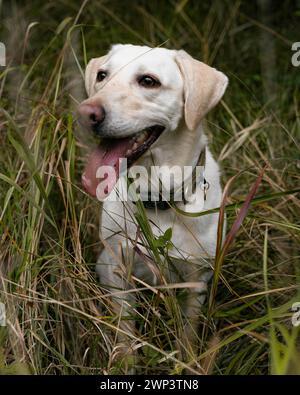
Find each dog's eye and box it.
[138,75,161,88]
[96,70,107,82]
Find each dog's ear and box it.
[175,50,228,131]
[85,56,108,96]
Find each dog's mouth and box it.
[82,125,165,199]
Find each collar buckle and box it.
[200,179,210,201]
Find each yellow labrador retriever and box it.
[78,44,228,364]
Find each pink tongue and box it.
[82,138,133,200]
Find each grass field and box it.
[0,0,299,374]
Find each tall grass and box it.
[0,0,299,374]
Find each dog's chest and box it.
[101,197,218,261]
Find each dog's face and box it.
[80,45,184,138]
[78,44,228,198]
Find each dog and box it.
[78,44,228,368]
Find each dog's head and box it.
[78,44,228,198]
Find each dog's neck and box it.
[130,121,207,196]
[138,121,206,168]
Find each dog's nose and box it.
[78,103,106,132]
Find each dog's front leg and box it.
[96,243,137,373]
[178,268,213,366]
